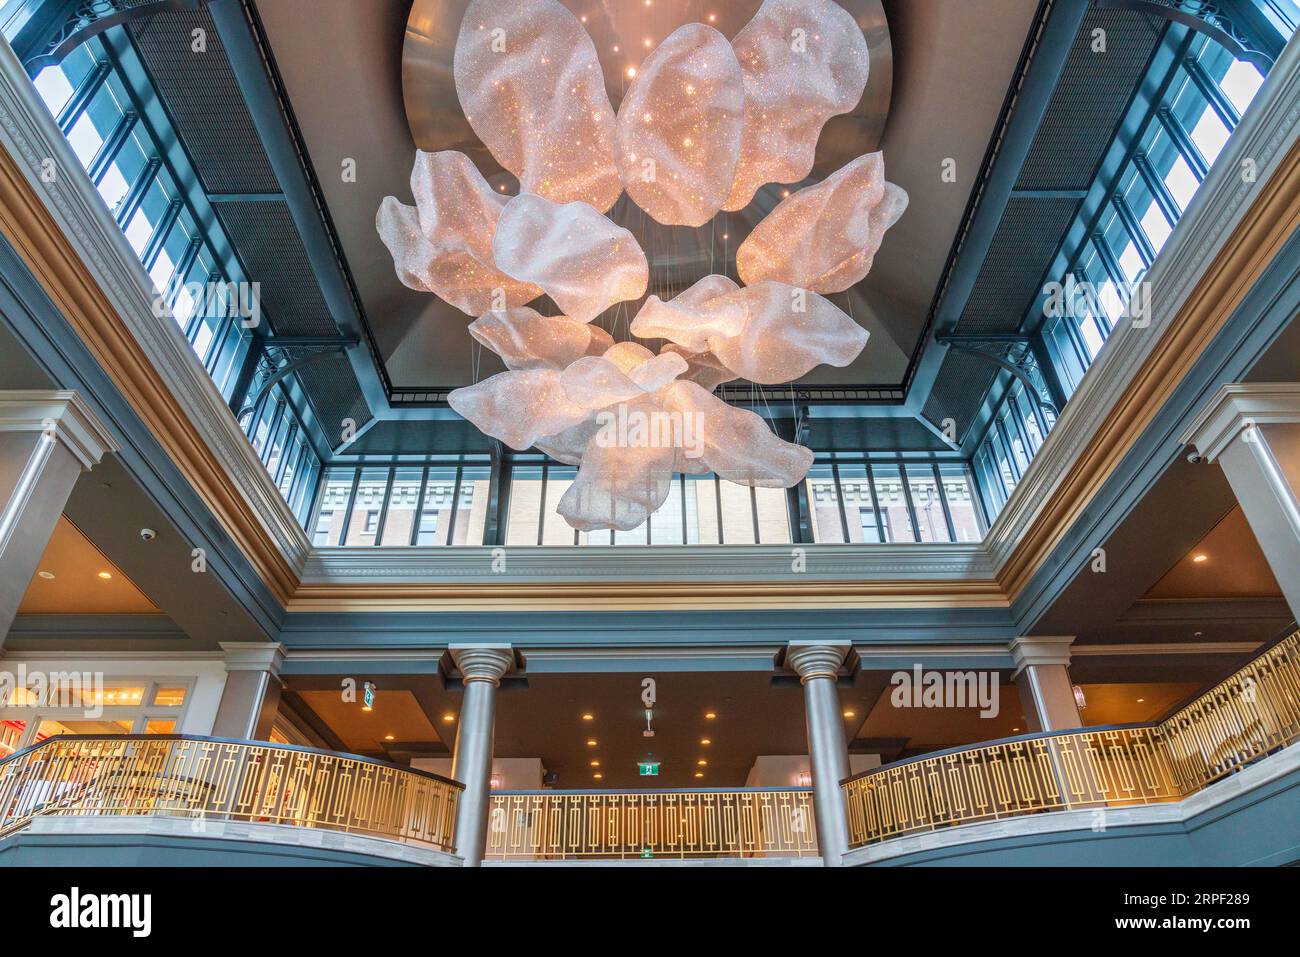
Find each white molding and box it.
[0,390,117,468]
[301,542,996,585]
[219,641,286,674]
[1070,641,1261,656]
[1009,634,1074,675]
[0,42,311,575]
[1181,382,1300,461]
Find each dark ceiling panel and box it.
[922,350,997,444]
[127,8,280,195]
[1015,8,1163,192]
[215,200,336,338]
[295,354,372,442]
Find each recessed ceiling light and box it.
[586,739,597,747]
[593,772,603,780]
[384,735,394,741]
[843,710,856,719]
[590,760,600,767]
[700,738,711,745]
[704,711,716,720]
[1192,554,1208,563]
[442,713,455,723]
[38,571,54,580]
[1012,727,1021,732]
[697,759,707,766]
[1137,698,1145,703]
[581,712,594,721]
[694,771,704,778]
[97,571,112,580]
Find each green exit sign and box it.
[638,761,660,776]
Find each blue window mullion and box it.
[1157,106,1210,180]
[1133,152,1182,223]
[1111,193,1158,267]
[139,198,181,271]
[1183,54,1241,130]
[86,110,136,184]
[56,59,110,131]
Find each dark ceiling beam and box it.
[903,0,1092,415]
[206,0,397,419]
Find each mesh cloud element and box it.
[381,0,902,531]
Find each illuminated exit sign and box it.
[638,761,660,776]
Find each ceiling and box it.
[254,0,1039,390]
[18,517,158,615]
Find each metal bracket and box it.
[1090,0,1275,69]
[237,337,356,424]
[935,333,1060,421]
[21,1,215,73]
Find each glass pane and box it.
[153,687,187,707]
[1218,59,1264,116]
[716,480,756,545]
[379,468,423,545]
[1190,106,1230,165]
[805,464,846,543]
[869,465,913,543]
[32,65,76,115]
[1164,154,1199,211]
[344,468,390,545]
[1,720,25,756]
[504,465,544,545]
[541,466,579,545]
[685,474,720,544]
[454,465,491,545]
[313,469,355,546]
[939,464,983,542]
[836,464,872,543]
[419,466,461,545]
[906,465,951,543]
[753,486,791,544]
[144,719,177,734]
[37,719,132,738]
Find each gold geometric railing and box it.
[484,788,817,861]
[0,735,462,853]
[842,628,1300,848]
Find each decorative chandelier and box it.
[378,0,908,532]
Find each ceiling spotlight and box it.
[586,739,597,747]
[1192,554,1208,563]
[694,771,704,779]
[384,734,394,741]
[697,759,707,766]
[38,571,54,580]
[843,710,856,719]
[626,66,636,78]
[700,738,711,746]
[442,713,455,723]
[590,760,600,767]
[705,711,716,720]
[1137,698,1145,703]
[581,712,594,721]
[593,772,603,780]
[97,571,112,580]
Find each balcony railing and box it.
[842,628,1300,847]
[484,788,817,861]
[0,735,463,853]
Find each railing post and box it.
[787,641,852,866]
[449,644,514,866]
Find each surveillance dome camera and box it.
[1186,451,1203,465]
[139,528,157,542]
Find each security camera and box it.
[1186,451,1203,465]
[139,528,157,542]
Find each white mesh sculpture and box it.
[379,0,908,531]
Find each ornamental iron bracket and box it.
[20,1,216,73]
[237,337,357,424]
[935,333,1060,421]
[1090,0,1276,70]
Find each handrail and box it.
[485,788,817,861]
[0,734,463,853]
[840,628,1300,847]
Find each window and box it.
[806,460,984,544]
[0,678,194,752]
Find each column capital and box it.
[786,641,851,683]
[220,641,285,675]
[0,391,117,469]
[450,644,514,686]
[1009,635,1074,679]
[1181,383,1300,462]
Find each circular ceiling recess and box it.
[401,0,893,211]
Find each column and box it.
[212,642,285,740]
[1183,384,1300,619]
[787,640,851,866]
[0,391,116,646]
[1010,635,1081,732]
[449,643,513,867]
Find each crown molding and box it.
[0,389,117,468]
[1181,382,1300,461]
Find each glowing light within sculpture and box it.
[492,193,649,324]
[724,0,871,211]
[616,23,745,227]
[454,0,622,212]
[737,153,909,292]
[376,151,541,315]
[380,0,906,531]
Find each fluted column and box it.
[1182,384,1300,620]
[449,643,513,866]
[787,640,851,866]
[1010,636,1081,732]
[0,391,116,647]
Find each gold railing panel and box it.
[484,788,817,861]
[0,735,462,853]
[842,629,1300,848]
